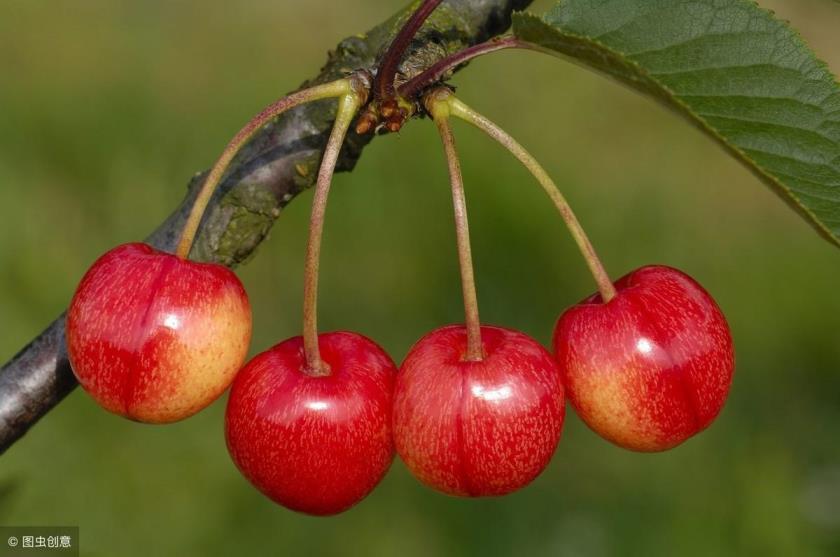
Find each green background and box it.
[2,1,839,555]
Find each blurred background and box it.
[2,0,839,555]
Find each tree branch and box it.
[0,0,532,453]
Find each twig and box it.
[0,0,533,455]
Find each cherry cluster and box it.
[64,0,735,517]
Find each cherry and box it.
[553,265,734,452]
[225,332,396,515]
[391,96,564,497]
[66,242,252,423]
[224,85,393,515]
[393,325,564,496]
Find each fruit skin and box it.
[66,242,252,424]
[225,331,396,516]
[553,265,734,452]
[393,325,564,497]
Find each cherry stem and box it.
[174,78,355,260]
[400,36,543,99]
[302,92,363,376]
[375,0,443,102]
[446,95,618,303]
[428,92,484,361]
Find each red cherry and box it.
[393,325,564,497]
[225,331,396,516]
[553,265,735,452]
[66,242,252,423]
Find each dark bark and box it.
[0,0,532,453]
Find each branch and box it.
[0,0,533,453]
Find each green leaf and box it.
[514,0,840,246]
